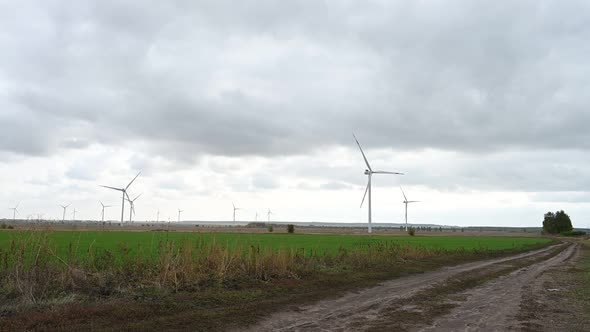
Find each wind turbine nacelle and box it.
[364,169,370,175]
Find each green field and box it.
[0,230,551,258]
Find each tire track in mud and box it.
[244,243,566,332]
[418,242,578,332]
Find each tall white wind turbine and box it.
[9,202,19,221]
[400,187,420,231]
[100,172,141,224]
[60,204,71,223]
[353,134,403,233]
[232,203,242,223]
[99,201,112,222]
[267,209,273,222]
[125,193,142,223]
[178,208,184,223]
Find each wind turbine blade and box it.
[373,171,404,175]
[360,180,370,208]
[101,185,123,191]
[352,133,372,172]
[133,193,143,201]
[125,172,141,190]
[16,202,20,209]
[400,187,407,201]
[408,201,420,203]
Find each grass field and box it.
[0,230,551,259]
[0,229,555,331]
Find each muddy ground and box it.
[248,241,589,331]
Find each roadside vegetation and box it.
[0,230,552,330]
[542,210,573,234]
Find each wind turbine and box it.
[232,203,242,223]
[400,187,420,231]
[59,204,70,223]
[99,201,112,222]
[255,211,258,222]
[267,209,273,222]
[178,208,184,223]
[71,208,78,221]
[353,134,403,233]
[125,193,142,223]
[100,172,141,224]
[9,202,19,221]
[156,209,160,223]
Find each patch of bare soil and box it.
[518,242,590,332]
[418,243,577,331]
[245,243,568,331]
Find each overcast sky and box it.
[1,1,589,227]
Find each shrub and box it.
[267,224,274,233]
[543,210,573,234]
[408,227,416,236]
[287,224,295,233]
[560,230,586,237]
[0,223,6,229]
[7,225,14,229]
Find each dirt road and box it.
[246,242,578,331]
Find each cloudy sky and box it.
[1,1,589,227]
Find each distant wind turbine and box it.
[100,172,141,224]
[125,193,142,223]
[9,202,19,221]
[255,211,258,222]
[99,201,112,222]
[178,208,184,223]
[156,209,160,223]
[353,134,403,233]
[60,204,70,223]
[232,203,242,223]
[400,187,420,231]
[71,208,77,221]
[267,209,273,222]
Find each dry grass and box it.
[0,231,515,308]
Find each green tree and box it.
[542,210,573,234]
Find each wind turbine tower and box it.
[9,203,19,221]
[178,208,184,223]
[99,201,112,222]
[267,209,273,222]
[232,203,242,223]
[353,134,403,233]
[400,187,420,231]
[59,204,70,223]
[100,172,141,224]
[125,193,142,223]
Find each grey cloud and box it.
[3,1,590,160]
[1,0,590,198]
[319,182,355,191]
[531,192,590,203]
[251,173,278,190]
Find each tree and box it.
[542,210,573,234]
